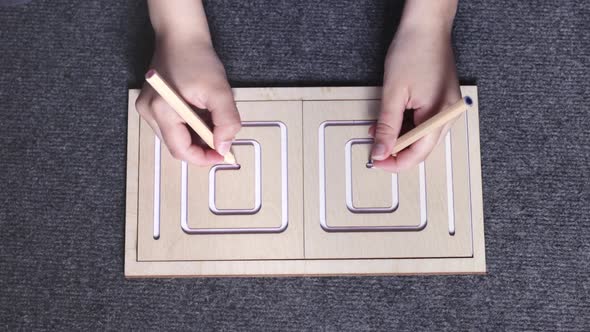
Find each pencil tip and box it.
[224,153,237,165]
[145,69,156,79]
[464,96,473,106]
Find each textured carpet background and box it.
[1,0,589,330]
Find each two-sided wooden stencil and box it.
[125,86,485,277]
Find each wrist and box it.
[148,0,212,46]
[397,0,457,35]
[154,26,212,48]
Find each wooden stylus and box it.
[391,96,473,155]
[145,69,236,164]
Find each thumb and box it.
[372,89,406,160]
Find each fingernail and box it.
[371,144,387,160]
[145,69,156,79]
[217,141,232,156]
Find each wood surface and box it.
[302,100,472,259]
[351,143,394,209]
[137,101,304,261]
[125,86,485,277]
[323,115,421,228]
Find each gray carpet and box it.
[1,0,589,330]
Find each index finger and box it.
[373,128,442,172]
[153,102,224,166]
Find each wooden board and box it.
[303,100,472,259]
[125,86,485,277]
[137,101,304,261]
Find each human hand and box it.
[371,0,461,172]
[136,1,240,165]
[136,39,240,165]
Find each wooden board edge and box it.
[124,90,141,277]
[463,86,487,273]
[129,86,477,102]
[124,257,485,278]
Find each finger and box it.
[135,88,163,139]
[189,84,241,157]
[436,122,453,147]
[151,97,223,165]
[371,155,400,173]
[372,129,440,173]
[372,89,407,161]
[368,124,376,138]
[390,96,458,170]
[160,120,223,166]
[141,112,163,141]
[382,96,457,171]
[388,128,442,172]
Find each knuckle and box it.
[167,145,186,161]
[207,80,232,97]
[410,143,434,160]
[135,96,148,115]
[223,121,242,134]
[168,149,181,160]
[178,84,201,100]
[374,122,396,138]
[148,97,168,113]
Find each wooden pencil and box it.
[392,96,473,155]
[145,69,236,164]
